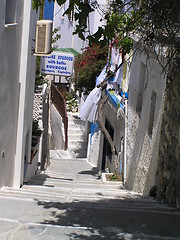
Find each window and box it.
[5,0,17,25]
[136,62,146,115]
[148,90,156,137]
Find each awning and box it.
[54,48,80,57]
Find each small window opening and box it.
[5,0,17,25]
[136,62,146,115]
[148,90,156,137]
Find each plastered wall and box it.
[126,46,166,195]
[0,1,37,188]
[0,1,24,188]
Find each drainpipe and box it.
[123,99,128,185]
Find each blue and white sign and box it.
[40,51,74,76]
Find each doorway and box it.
[101,119,114,172]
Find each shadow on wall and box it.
[50,104,65,150]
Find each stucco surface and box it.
[0,1,24,188]
[0,1,37,188]
[126,48,166,195]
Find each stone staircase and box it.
[67,112,88,158]
[0,156,127,203]
[0,156,177,212]
[0,154,180,239]
[0,156,179,222]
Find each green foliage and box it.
[33,0,180,46]
[74,44,108,92]
[35,57,49,86]
[62,91,78,112]
[109,171,122,181]
[32,0,44,11]
[33,0,180,69]
[52,27,61,49]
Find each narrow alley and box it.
[0,149,180,239]
[0,1,179,239]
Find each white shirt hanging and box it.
[111,47,119,65]
[79,87,102,123]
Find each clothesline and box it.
[79,46,132,123]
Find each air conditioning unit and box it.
[35,20,52,55]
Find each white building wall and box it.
[0,1,24,188]
[0,0,37,188]
[53,0,107,53]
[126,44,166,195]
[88,0,107,35]
[53,0,85,53]
[13,1,37,188]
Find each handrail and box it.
[51,82,68,150]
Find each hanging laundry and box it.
[79,87,102,123]
[114,53,123,88]
[110,47,119,72]
[111,47,119,65]
[96,64,107,86]
[123,50,133,93]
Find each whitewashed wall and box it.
[53,0,107,53]
[0,0,24,188]
[13,1,37,188]
[126,43,166,195]
[53,0,85,53]
[0,0,37,188]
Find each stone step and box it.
[68,118,85,125]
[0,187,68,202]
[67,128,85,135]
[68,140,87,150]
[0,188,177,214]
[68,126,86,134]
[67,112,79,117]
[28,177,122,191]
[68,134,85,141]
[50,149,72,159]
[70,149,87,158]
[29,171,122,188]
[49,157,87,162]
[0,186,147,201]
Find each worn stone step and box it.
[0,188,163,212]
[68,118,85,125]
[0,187,68,202]
[67,128,85,135]
[0,187,175,214]
[68,140,87,149]
[68,134,85,141]
[29,176,122,190]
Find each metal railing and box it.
[51,82,68,150]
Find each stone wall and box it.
[156,66,180,208]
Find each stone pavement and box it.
[0,151,180,240]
